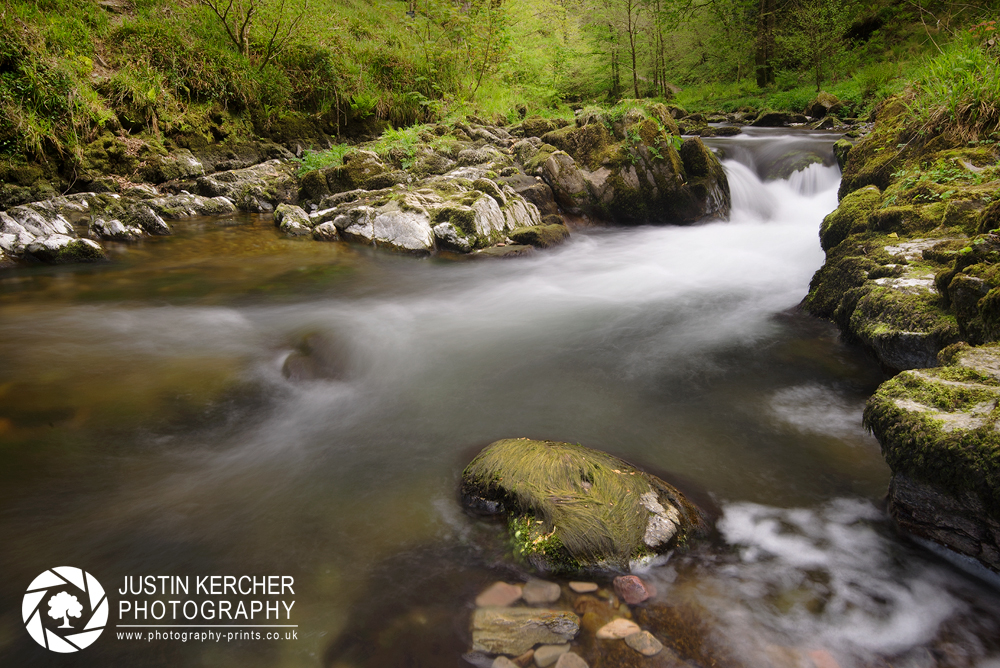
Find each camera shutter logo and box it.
[22,567,108,653]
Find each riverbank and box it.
[804,32,1000,572]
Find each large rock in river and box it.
[523,104,729,224]
[461,439,708,572]
[864,343,1000,572]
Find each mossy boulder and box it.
[509,222,570,248]
[805,92,844,118]
[528,117,729,225]
[461,438,709,573]
[864,343,1000,571]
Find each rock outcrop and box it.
[807,94,1000,571]
[461,438,708,572]
[519,103,729,224]
[864,343,1000,571]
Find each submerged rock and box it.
[471,607,579,655]
[461,439,708,572]
[864,343,1000,571]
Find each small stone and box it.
[513,650,535,668]
[624,630,663,656]
[472,608,580,655]
[523,579,562,605]
[534,643,570,667]
[595,618,641,639]
[569,582,598,593]
[613,575,652,605]
[493,657,519,668]
[476,581,523,608]
[554,652,588,668]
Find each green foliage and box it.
[295,143,351,174]
[913,27,1000,140]
[368,125,423,168]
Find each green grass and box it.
[912,26,1000,141]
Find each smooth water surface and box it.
[1,129,998,667]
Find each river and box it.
[1,129,998,667]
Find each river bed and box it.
[1,129,999,667]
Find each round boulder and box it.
[461,439,708,572]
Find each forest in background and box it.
[1,0,999,167]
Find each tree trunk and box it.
[755,0,775,87]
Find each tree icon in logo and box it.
[48,591,83,629]
[22,567,107,653]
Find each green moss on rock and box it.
[461,438,708,572]
[819,185,882,251]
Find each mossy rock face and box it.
[509,223,570,249]
[819,185,881,251]
[541,123,616,171]
[461,438,709,573]
[864,343,1000,571]
[520,116,560,138]
[805,235,961,370]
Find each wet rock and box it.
[527,108,729,225]
[475,582,523,608]
[509,223,570,249]
[752,111,807,127]
[5,204,75,237]
[864,343,1000,572]
[573,595,619,634]
[148,193,236,218]
[338,204,435,255]
[281,332,347,381]
[196,159,297,212]
[493,657,520,668]
[569,582,598,593]
[471,245,535,259]
[522,579,561,605]
[613,575,653,605]
[462,439,708,572]
[90,218,145,241]
[554,653,588,668]
[513,649,535,667]
[126,205,171,235]
[595,618,641,639]
[624,630,663,656]
[312,221,339,241]
[471,608,579,655]
[805,230,961,371]
[274,204,313,237]
[140,149,205,183]
[534,643,570,667]
[23,235,106,264]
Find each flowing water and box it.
[1,129,999,667]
